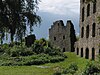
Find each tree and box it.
[0,0,41,43]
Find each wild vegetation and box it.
[0,52,100,75]
[0,38,67,66]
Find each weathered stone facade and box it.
[75,0,100,60]
[49,20,76,52]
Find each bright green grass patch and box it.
[0,52,91,75]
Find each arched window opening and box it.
[86,25,89,38]
[93,0,96,13]
[63,35,65,40]
[82,7,84,22]
[81,27,84,38]
[92,23,96,37]
[54,37,56,41]
[87,4,90,17]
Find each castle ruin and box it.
[49,0,100,60]
[75,0,100,60]
[49,20,76,52]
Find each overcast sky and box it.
[33,0,80,39]
[39,0,80,15]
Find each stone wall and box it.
[49,20,76,52]
[75,0,100,60]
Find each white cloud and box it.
[38,0,80,15]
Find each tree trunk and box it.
[11,33,14,43]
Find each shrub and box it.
[63,63,78,75]
[10,46,21,57]
[0,46,4,52]
[53,72,62,75]
[9,46,33,57]
[50,56,64,63]
[20,50,33,56]
[44,46,62,56]
[82,62,100,75]
[1,61,13,66]
[10,50,19,57]
[32,41,44,54]
[24,59,45,65]
[1,44,10,54]
[0,38,66,66]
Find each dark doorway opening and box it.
[92,48,95,60]
[81,48,83,57]
[77,48,79,55]
[99,49,100,55]
[85,48,89,59]
[63,48,65,52]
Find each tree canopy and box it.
[0,0,41,43]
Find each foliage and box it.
[9,46,34,57]
[63,63,78,75]
[0,52,90,75]
[97,16,100,24]
[44,46,62,56]
[82,62,100,75]
[53,72,62,75]
[0,38,66,66]
[32,40,44,54]
[76,35,79,41]
[32,38,64,56]
[0,0,41,43]
[0,44,10,54]
[0,54,65,66]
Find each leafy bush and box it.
[44,46,64,56]
[20,50,33,56]
[0,53,65,66]
[32,38,63,56]
[23,54,65,65]
[82,62,100,75]
[0,38,66,66]
[32,40,44,54]
[63,63,78,75]
[9,46,34,57]
[1,61,13,66]
[11,50,19,57]
[53,72,62,75]
[24,59,45,65]
[50,57,64,63]
[1,44,10,53]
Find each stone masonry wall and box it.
[49,20,76,52]
[75,0,100,60]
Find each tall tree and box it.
[0,0,41,43]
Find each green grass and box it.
[0,52,91,75]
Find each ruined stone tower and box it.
[49,20,76,52]
[75,0,100,60]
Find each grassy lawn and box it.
[0,52,91,75]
